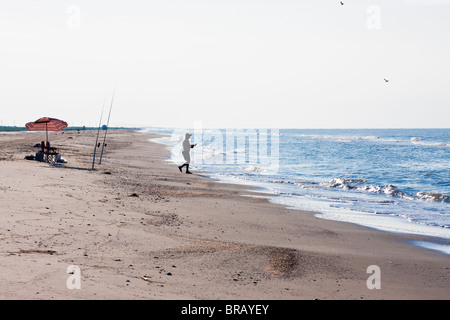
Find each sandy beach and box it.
[0,129,448,300]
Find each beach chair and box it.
[40,141,59,163]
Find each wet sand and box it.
[0,130,448,299]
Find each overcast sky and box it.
[0,0,449,128]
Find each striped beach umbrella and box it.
[25,117,68,142]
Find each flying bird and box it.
[384,78,389,82]
[340,1,344,5]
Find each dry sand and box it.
[0,129,448,300]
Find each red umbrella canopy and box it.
[26,117,68,142]
[25,117,68,132]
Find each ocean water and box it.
[147,128,450,255]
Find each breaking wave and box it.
[297,133,449,147]
[411,137,450,147]
[299,134,382,142]
[240,165,265,172]
[320,178,450,203]
[416,192,450,203]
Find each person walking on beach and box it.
[178,133,196,174]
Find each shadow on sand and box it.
[49,163,94,171]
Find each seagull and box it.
[384,78,389,82]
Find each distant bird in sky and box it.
[340,1,344,5]
[384,78,389,82]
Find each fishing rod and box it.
[99,86,115,165]
[195,132,215,147]
[91,95,107,170]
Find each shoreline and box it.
[0,130,449,299]
[151,133,450,257]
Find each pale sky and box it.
[0,0,449,129]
